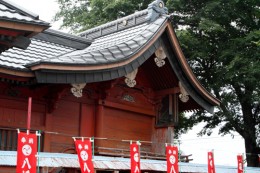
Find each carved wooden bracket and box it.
[125,69,138,87]
[154,46,166,67]
[179,82,189,103]
[71,83,86,98]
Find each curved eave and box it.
[0,66,34,77]
[164,22,220,112]
[0,20,50,34]
[28,19,169,83]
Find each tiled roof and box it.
[1,151,260,173]
[0,0,49,26]
[78,10,149,39]
[27,16,167,66]
[0,38,76,71]
[0,27,91,71]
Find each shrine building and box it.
[0,0,224,172]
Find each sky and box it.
[9,0,246,167]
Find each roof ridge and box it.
[0,0,39,19]
[33,29,91,50]
[43,29,91,44]
[78,9,149,39]
[78,0,168,40]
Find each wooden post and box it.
[95,101,104,149]
[173,94,179,124]
[167,126,174,144]
[43,113,52,152]
[27,97,32,130]
[80,103,94,137]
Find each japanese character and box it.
[22,158,31,169]
[29,138,34,144]
[84,162,90,172]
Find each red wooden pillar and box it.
[80,103,95,137]
[95,101,105,148]
[43,113,53,152]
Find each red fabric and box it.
[166,146,179,173]
[16,132,38,173]
[75,139,94,173]
[207,152,216,173]
[237,155,243,173]
[130,143,140,173]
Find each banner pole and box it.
[37,130,41,173]
[242,153,245,173]
[27,97,32,130]
[92,136,94,158]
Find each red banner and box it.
[166,145,179,173]
[237,155,243,173]
[16,132,38,173]
[74,139,94,173]
[208,151,216,173]
[130,143,140,173]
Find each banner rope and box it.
[4,127,258,156]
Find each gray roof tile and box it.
[0,2,49,26]
[31,16,167,66]
[0,38,76,70]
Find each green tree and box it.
[55,0,260,167]
[167,0,260,167]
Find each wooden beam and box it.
[0,67,34,77]
[98,100,156,116]
[0,21,48,33]
[155,87,180,97]
[166,22,220,106]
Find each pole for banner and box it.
[138,140,141,158]
[242,153,245,173]
[37,130,41,173]
[27,97,32,130]
[92,137,94,159]
[178,140,181,161]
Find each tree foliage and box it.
[167,0,260,167]
[55,0,260,167]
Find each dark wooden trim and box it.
[0,67,34,77]
[165,22,220,106]
[155,87,179,97]
[99,100,156,116]
[0,21,48,33]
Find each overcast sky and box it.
[9,0,246,167]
